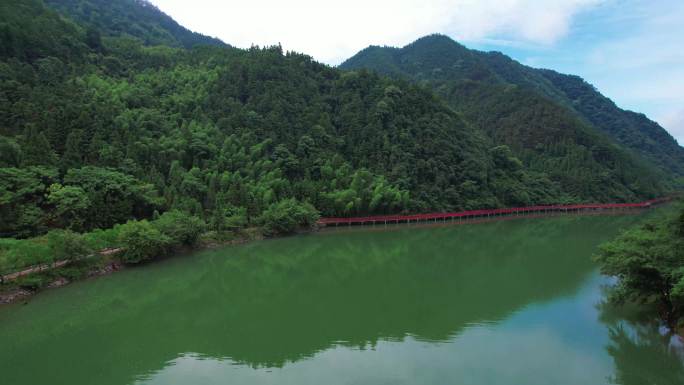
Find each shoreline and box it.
[0,229,266,306]
[0,203,671,306]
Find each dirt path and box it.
[0,248,122,284]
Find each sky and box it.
[149,0,684,144]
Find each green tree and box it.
[61,129,84,171]
[152,210,205,246]
[47,229,92,261]
[0,136,22,167]
[85,26,103,52]
[0,166,57,237]
[21,124,57,166]
[210,204,247,232]
[595,206,684,329]
[46,183,91,231]
[258,198,319,236]
[117,220,171,263]
[64,167,161,229]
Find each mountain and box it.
[341,34,684,179]
[537,68,684,175]
[44,0,225,48]
[0,0,579,238]
[0,1,674,239]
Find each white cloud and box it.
[443,0,602,45]
[578,1,684,144]
[149,0,600,64]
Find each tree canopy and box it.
[595,204,684,329]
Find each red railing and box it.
[318,197,673,226]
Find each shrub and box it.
[16,275,48,290]
[83,227,122,250]
[47,229,92,261]
[259,199,319,236]
[152,210,206,246]
[117,220,171,264]
[210,205,247,232]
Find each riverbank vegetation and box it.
[595,203,684,329]
[1,202,317,290]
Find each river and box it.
[1,212,683,384]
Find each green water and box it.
[1,214,683,385]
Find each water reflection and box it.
[601,318,684,384]
[595,273,684,385]
[603,323,684,384]
[0,213,670,385]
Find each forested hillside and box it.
[537,68,684,175]
[43,0,225,48]
[0,0,592,244]
[341,34,684,179]
[0,1,678,244]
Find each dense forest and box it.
[0,1,682,279]
[341,34,684,185]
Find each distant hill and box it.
[44,0,226,48]
[341,34,684,178]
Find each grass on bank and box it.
[1,199,318,291]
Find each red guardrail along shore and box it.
[317,197,673,226]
